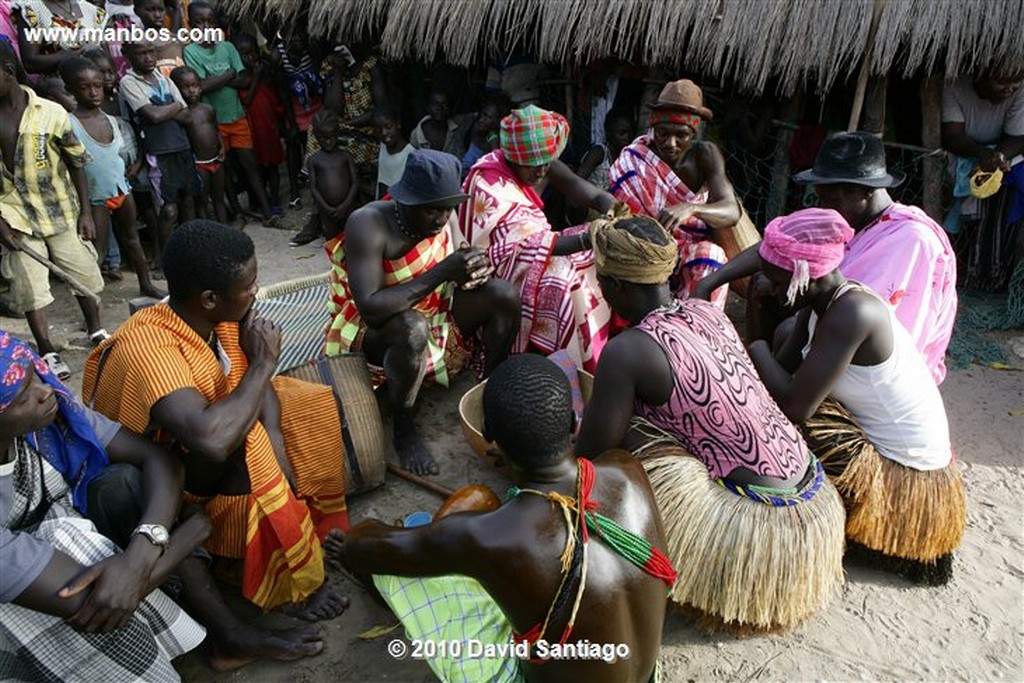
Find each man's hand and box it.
[77,211,97,241]
[0,216,22,251]
[238,308,282,369]
[979,150,1010,173]
[58,554,149,633]
[658,203,699,232]
[443,243,491,286]
[692,279,713,301]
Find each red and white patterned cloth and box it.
[459,150,613,372]
[610,136,728,307]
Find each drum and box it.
[283,354,387,495]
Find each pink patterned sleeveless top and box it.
[634,300,809,480]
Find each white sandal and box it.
[88,329,110,346]
[41,352,72,381]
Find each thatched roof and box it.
[243,0,1024,94]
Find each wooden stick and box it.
[386,462,454,499]
[18,242,102,305]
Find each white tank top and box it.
[802,282,952,470]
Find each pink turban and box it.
[758,208,854,305]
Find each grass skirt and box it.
[636,443,846,633]
[802,398,967,583]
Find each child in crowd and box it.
[120,41,199,271]
[61,56,162,298]
[81,47,121,116]
[234,32,286,217]
[103,0,142,76]
[183,1,276,226]
[461,95,509,174]
[273,25,324,209]
[170,65,228,223]
[83,46,161,271]
[577,106,634,190]
[134,0,186,77]
[373,106,412,199]
[305,110,357,243]
[33,76,76,112]
[82,47,128,276]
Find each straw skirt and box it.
[802,398,966,584]
[637,444,846,633]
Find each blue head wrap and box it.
[0,330,109,513]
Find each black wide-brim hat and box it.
[389,149,470,207]
[793,131,905,188]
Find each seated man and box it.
[83,221,350,625]
[609,79,740,307]
[326,149,520,475]
[747,208,966,585]
[331,354,674,683]
[459,105,618,373]
[576,215,845,633]
[0,330,207,681]
[696,132,957,384]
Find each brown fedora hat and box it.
[648,79,713,120]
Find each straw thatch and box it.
[638,444,846,633]
[235,0,1024,95]
[803,399,967,568]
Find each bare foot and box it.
[323,528,346,573]
[278,583,350,622]
[208,623,324,672]
[323,529,388,608]
[139,283,166,299]
[395,418,438,476]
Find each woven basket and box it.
[711,199,761,298]
[459,371,594,465]
[283,354,387,495]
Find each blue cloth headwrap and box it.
[0,330,109,513]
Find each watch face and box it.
[151,526,170,544]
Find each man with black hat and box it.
[326,149,521,475]
[695,131,957,384]
[609,78,741,307]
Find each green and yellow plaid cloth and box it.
[499,105,569,167]
[374,573,524,682]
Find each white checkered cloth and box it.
[0,439,205,682]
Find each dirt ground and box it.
[2,216,1021,682]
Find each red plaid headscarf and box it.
[649,109,702,130]
[499,105,569,167]
[759,208,854,305]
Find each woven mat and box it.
[254,272,331,374]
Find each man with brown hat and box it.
[609,79,740,308]
[327,149,521,476]
[694,131,957,385]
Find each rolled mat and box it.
[802,398,967,568]
[638,444,845,633]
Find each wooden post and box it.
[847,0,886,131]
[859,75,888,136]
[919,75,945,222]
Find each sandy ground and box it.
[2,217,1021,682]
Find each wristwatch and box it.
[133,524,170,552]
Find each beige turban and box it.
[589,206,677,284]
